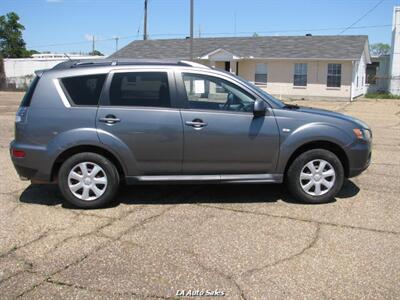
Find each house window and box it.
[255,64,268,84]
[294,63,307,86]
[327,63,341,88]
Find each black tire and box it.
[58,152,120,208]
[286,149,344,204]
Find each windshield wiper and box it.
[283,103,300,109]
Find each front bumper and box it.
[346,139,372,178]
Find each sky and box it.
[1,0,399,56]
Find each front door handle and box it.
[185,119,208,129]
[99,114,121,124]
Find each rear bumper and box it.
[346,139,372,178]
[10,140,53,182]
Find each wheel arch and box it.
[51,145,126,181]
[283,141,350,178]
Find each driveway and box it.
[1,92,399,299]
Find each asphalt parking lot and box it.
[0,91,399,299]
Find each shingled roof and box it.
[109,35,369,60]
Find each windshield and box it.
[221,71,286,108]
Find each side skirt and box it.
[125,174,283,185]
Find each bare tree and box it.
[370,43,390,56]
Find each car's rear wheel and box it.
[58,152,119,208]
[286,149,344,204]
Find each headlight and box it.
[353,128,372,140]
[363,128,372,140]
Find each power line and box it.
[29,24,391,49]
[207,24,391,36]
[136,3,144,38]
[339,0,386,34]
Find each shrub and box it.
[365,92,400,99]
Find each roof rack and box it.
[52,59,210,70]
[178,60,209,69]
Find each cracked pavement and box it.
[0,92,399,299]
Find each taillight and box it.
[15,106,28,123]
[12,149,26,158]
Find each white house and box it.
[110,35,371,101]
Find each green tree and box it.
[25,49,40,56]
[89,50,104,56]
[369,43,390,57]
[0,12,29,58]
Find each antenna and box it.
[64,53,72,61]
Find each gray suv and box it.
[10,60,372,208]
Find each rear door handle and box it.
[185,119,208,128]
[99,114,121,124]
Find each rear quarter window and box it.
[20,76,40,107]
[61,74,106,106]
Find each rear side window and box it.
[61,74,106,106]
[109,72,170,107]
[21,76,39,107]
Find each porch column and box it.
[230,60,237,74]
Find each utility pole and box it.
[92,35,95,54]
[114,37,119,52]
[190,0,194,60]
[144,0,148,40]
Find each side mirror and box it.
[253,99,268,117]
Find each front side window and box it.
[109,72,170,107]
[255,64,268,84]
[327,64,341,88]
[294,63,307,86]
[182,73,255,112]
[61,74,106,106]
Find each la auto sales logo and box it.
[176,289,225,297]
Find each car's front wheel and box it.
[58,152,120,208]
[286,149,344,204]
